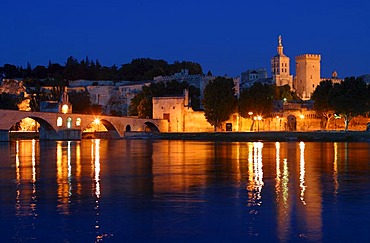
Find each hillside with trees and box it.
[0,57,203,81]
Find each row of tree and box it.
[0,57,203,81]
[203,78,294,131]
[200,76,369,131]
[311,76,370,130]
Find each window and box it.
[76,118,81,126]
[67,117,72,128]
[62,104,69,114]
[57,117,63,127]
[163,113,170,121]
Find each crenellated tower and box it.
[294,54,321,100]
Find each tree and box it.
[68,91,94,114]
[328,76,370,131]
[26,83,49,111]
[238,82,274,130]
[275,84,295,101]
[0,64,21,78]
[239,83,274,117]
[137,96,152,118]
[203,77,236,131]
[128,80,200,118]
[0,93,21,110]
[311,80,335,130]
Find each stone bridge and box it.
[0,109,168,141]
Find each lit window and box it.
[57,117,63,127]
[66,117,72,128]
[62,104,69,114]
[76,118,81,126]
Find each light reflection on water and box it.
[2,139,370,242]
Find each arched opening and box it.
[67,117,72,128]
[9,116,58,140]
[76,117,81,127]
[57,117,63,127]
[287,115,297,131]
[82,119,121,139]
[144,122,160,132]
[125,125,131,131]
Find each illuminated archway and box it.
[9,116,59,139]
[66,117,72,128]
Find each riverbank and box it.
[9,131,370,142]
[124,131,370,142]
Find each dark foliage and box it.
[203,77,236,131]
[0,57,203,82]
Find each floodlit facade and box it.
[271,36,293,87]
[294,54,321,100]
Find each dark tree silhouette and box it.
[203,77,236,131]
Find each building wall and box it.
[153,96,185,132]
[272,55,293,87]
[183,109,214,132]
[295,54,321,99]
[86,86,114,106]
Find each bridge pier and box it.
[0,130,9,142]
[57,129,81,140]
[39,127,81,140]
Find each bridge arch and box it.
[144,121,160,132]
[11,115,59,139]
[82,118,121,139]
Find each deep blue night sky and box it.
[1,0,369,78]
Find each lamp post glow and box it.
[248,112,254,131]
[257,116,262,131]
[94,118,100,131]
[300,114,305,131]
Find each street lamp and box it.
[94,118,101,131]
[257,115,262,131]
[300,114,305,131]
[248,112,254,131]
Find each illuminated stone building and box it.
[294,54,321,100]
[152,90,214,132]
[271,36,293,87]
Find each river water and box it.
[1,139,370,242]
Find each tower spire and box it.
[277,35,283,55]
